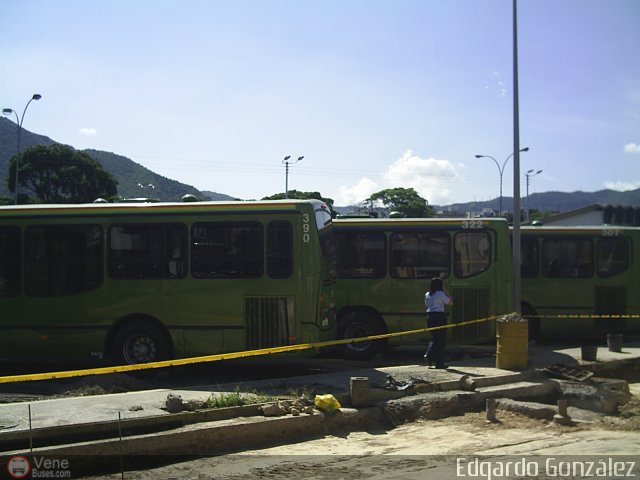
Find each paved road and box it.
[0,346,462,402]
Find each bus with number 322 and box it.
[333,217,512,359]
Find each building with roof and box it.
[533,204,640,227]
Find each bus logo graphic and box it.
[6,456,30,479]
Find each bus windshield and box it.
[315,204,335,261]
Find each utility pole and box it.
[282,155,304,198]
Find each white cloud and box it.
[485,71,507,98]
[337,177,379,205]
[623,143,640,154]
[382,150,459,205]
[604,180,640,191]
[79,127,97,136]
[335,150,460,206]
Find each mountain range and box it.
[438,188,640,216]
[2,117,639,211]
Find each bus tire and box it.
[338,311,387,360]
[111,320,171,366]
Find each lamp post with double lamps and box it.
[2,94,43,204]
[475,147,529,216]
[282,155,304,199]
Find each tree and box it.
[7,144,118,203]
[366,187,434,218]
[262,190,337,217]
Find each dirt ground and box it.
[87,394,640,480]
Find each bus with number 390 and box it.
[0,200,335,365]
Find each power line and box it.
[131,156,469,181]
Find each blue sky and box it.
[1,0,639,205]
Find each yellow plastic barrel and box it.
[496,320,528,370]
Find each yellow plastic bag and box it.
[314,394,342,412]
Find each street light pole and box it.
[475,147,528,216]
[2,93,43,204]
[282,155,304,199]
[525,169,542,221]
[512,0,522,314]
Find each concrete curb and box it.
[0,403,264,453]
[380,377,556,425]
[494,398,558,420]
[11,408,388,476]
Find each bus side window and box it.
[0,226,21,297]
[25,225,103,296]
[191,222,264,278]
[336,231,386,279]
[167,225,188,278]
[267,221,293,279]
[597,237,628,277]
[521,237,539,278]
[390,231,450,279]
[542,237,593,278]
[453,232,491,278]
[109,223,187,280]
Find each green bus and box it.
[520,225,640,338]
[334,217,512,359]
[0,200,335,365]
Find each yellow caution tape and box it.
[0,315,498,384]
[3,312,640,384]
[2,312,636,384]
[529,314,640,319]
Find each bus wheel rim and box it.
[123,335,157,364]
[345,322,373,351]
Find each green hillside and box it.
[84,149,201,201]
[0,117,232,201]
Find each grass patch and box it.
[284,386,316,399]
[205,387,280,409]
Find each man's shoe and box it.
[434,364,449,369]
[423,355,433,367]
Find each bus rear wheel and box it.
[338,311,387,360]
[111,321,171,366]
